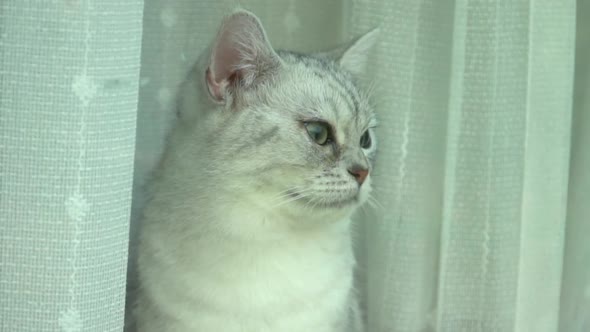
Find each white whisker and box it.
[271,193,312,209]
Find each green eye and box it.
[304,122,330,145]
[360,130,371,149]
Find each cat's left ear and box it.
[206,10,282,103]
[317,28,380,78]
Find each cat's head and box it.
[178,10,379,225]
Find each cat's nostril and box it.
[348,167,369,185]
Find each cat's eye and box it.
[360,130,371,149]
[304,122,331,145]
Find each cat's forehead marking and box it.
[279,51,366,118]
[305,64,361,117]
[325,97,341,122]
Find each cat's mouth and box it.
[286,190,359,209]
[311,196,359,209]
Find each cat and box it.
[134,9,378,332]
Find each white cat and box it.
[135,10,378,332]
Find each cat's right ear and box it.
[206,10,281,104]
[315,28,380,79]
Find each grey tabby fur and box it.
[135,9,378,332]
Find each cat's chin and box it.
[284,188,367,208]
[274,194,364,225]
[275,186,370,218]
[298,196,360,210]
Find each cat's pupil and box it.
[360,131,371,149]
[305,122,330,145]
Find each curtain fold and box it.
[438,0,529,329]
[439,1,575,331]
[347,0,578,331]
[0,1,143,330]
[513,2,575,331]
[560,1,590,331]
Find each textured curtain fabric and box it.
[0,0,143,331]
[2,0,589,331]
[356,1,577,331]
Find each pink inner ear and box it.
[207,34,244,101]
[207,13,268,102]
[210,30,244,84]
[206,67,225,102]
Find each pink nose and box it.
[348,167,369,185]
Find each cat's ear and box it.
[206,10,281,103]
[316,28,380,78]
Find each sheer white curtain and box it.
[358,1,578,331]
[0,1,142,330]
[1,1,588,331]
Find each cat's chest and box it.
[171,231,355,327]
[187,234,353,300]
[143,199,357,330]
